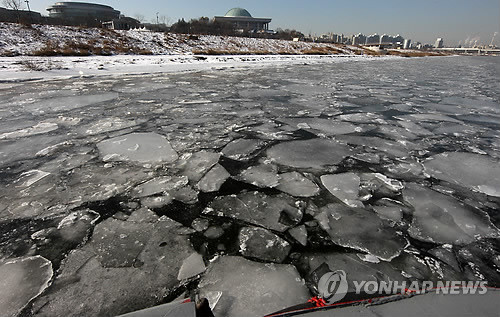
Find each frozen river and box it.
[1,56,500,317]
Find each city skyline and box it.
[20,0,500,46]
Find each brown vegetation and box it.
[386,50,449,57]
[30,39,153,56]
[192,49,275,55]
[301,45,341,55]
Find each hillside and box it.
[0,22,360,56]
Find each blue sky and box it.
[26,0,500,45]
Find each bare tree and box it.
[133,14,145,23]
[2,0,24,11]
[2,0,24,23]
[159,15,172,26]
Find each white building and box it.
[403,39,412,49]
[435,38,444,48]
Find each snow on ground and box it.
[0,54,390,82]
[0,22,388,82]
[0,22,357,56]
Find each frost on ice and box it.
[221,138,265,161]
[321,173,363,207]
[0,256,53,317]
[237,163,280,188]
[131,176,188,198]
[180,150,221,182]
[424,152,500,197]
[97,132,178,164]
[198,256,309,317]
[238,227,291,263]
[278,117,359,136]
[204,191,301,232]
[32,217,196,317]
[276,172,320,197]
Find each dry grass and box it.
[386,50,449,57]
[31,39,153,56]
[301,46,341,55]
[192,49,273,55]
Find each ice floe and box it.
[266,138,352,170]
[198,256,310,317]
[424,152,500,197]
[403,183,499,245]
[204,191,301,232]
[97,132,178,165]
[238,227,291,263]
[0,256,53,317]
[315,203,407,261]
[276,172,320,197]
[321,173,362,207]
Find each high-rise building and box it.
[366,34,380,44]
[403,39,411,49]
[435,38,444,48]
[352,33,366,45]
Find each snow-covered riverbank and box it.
[0,54,395,82]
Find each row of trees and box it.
[170,17,236,36]
[168,17,305,40]
[1,1,306,40]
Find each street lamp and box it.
[24,0,32,23]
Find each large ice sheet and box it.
[321,173,362,207]
[276,171,320,197]
[130,176,188,198]
[266,138,352,170]
[424,152,500,197]
[181,151,221,182]
[32,217,196,317]
[196,164,230,192]
[204,191,301,232]
[97,132,178,165]
[0,256,53,317]
[279,117,360,136]
[198,256,310,317]
[237,163,280,188]
[403,183,499,245]
[24,93,118,114]
[315,204,407,261]
[0,122,58,139]
[221,138,265,161]
[238,227,291,263]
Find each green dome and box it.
[225,8,252,17]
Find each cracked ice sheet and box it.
[266,138,352,170]
[0,122,58,140]
[315,203,407,261]
[0,256,53,317]
[198,256,310,317]
[424,152,500,197]
[278,117,361,136]
[403,183,499,245]
[97,132,178,165]
[321,173,363,207]
[204,191,301,232]
[20,93,119,114]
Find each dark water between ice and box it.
[0,56,499,317]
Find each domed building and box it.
[46,2,120,21]
[214,8,271,32]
